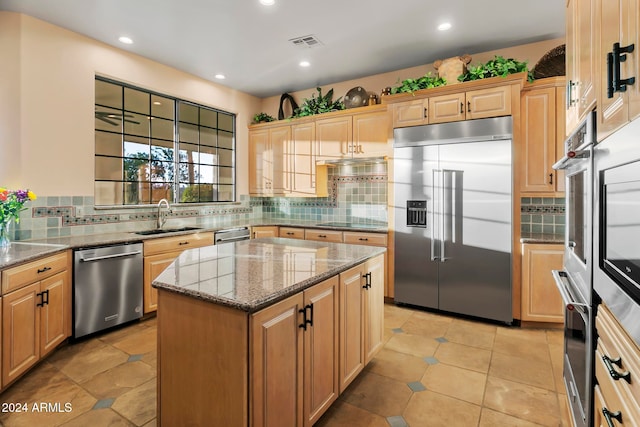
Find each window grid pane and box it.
[94,77,235,205]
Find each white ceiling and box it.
[0,0,565,98]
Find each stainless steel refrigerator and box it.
[393,117,513,323]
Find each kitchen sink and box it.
[134,226,201,236]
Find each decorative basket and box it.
[532,44,566,79]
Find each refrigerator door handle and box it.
[430,169,439,261]
[440,169,447,262]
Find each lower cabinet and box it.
[251,226,279,239]
[521,243,564,323]
[142,232,213,314]
[157,255,384,426]
[251,276,339,427]
[1,251,71,388]
[594,304,640,426]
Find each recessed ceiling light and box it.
[118,36,133,44]
[260,0,275,5]
[438,22,452,31]
[299,61,310,67]
[215,74,226,80]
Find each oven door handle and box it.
[551,270,590,309]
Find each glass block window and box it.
[94,77,235,205]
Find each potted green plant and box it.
[390,72,447,94]
[252,112,276,124]
[293,87,345,118]
[458,56,533,82]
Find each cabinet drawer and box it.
[466,86,511,119]
[143,232,213,256]
[595,347,640,424]
[343,232,387,246]
[596,305,640,413]
[279,227,305,239]
[2,251,68,294]
[305,229,343,243]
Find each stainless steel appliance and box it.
[214,227,250,244]
[593,118,640,347]
[552,111,596,427]
[393,117,513,323]
[73,243,143,338]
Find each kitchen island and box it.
[152,237,386,427]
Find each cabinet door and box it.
[249,129,270,195]
[466,86,511,120]
[40,271,70,357]
[626,0,640,122]
[251,293,304,427]
[144,251,181,314]
[521,87,558,193]
[304,229,343,243]
[596,0,631,140]
[363,254,384,363]
[576,0,597,120]
[3,283,40,386]
[252,226,279,238]
[428,92,466,124]
[521,244,564,323]
[269,126,290,195]
[279,227,305,239]
[303,276,339,427]
[291,122,317,195]
[555,86,567,193]
[339,264,365,392]
[316,116,351,160]
[565,0,579,134]
[391,99,429,128]
[352,110,390,157]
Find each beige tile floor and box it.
[0,304,570,427]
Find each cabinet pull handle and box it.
[607,52,615,98]
[460,102,464,114]
[362,272,372,289]
[549,173,553,185]
[286,232,294,235]
[306,303,314,327]
[37,266,51,274]
[178,241,190,246]
[613,43,636,94]
[298,307,307,330]
[467,101,471,113]
[603,355,631,383]
[36,290,49,307]
[318,234,326,238]
[602,407,623,427]
[358,237,368,241]
[423,108,428,119]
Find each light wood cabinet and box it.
[251,226,279,238]
[279,227,305,239]
[338,254,384,391]
[248,126,288,196]
[520,78,566,195]
[392,86,511,127]
[304,229,343,243]
[1,251,71,388]
[142,232,213,313]
[594,304,640,425]
[595,0,640,141]
[520,244,564,323]
[290,122,317,195]
[565,0,597,136]
[391,98,429,128]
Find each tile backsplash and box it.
[11,162,389,241]
[520,197,565,235]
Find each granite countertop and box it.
[153,237,386,312]
[0,220,388,270]
[520,232,564,244]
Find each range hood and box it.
[316,156,387,166]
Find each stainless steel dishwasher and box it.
[73,243,143,338]
[214,227,250,244]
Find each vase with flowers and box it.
[0,187,36,250]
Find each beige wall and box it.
[0,12,261,197]
[260,37,565,117]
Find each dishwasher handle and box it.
[216,235,249,244]
[79,250,142,263]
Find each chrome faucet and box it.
[157,198,171,229]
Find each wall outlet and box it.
[76,206,83,216]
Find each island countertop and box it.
[152,237,386,312]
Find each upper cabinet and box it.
[565,0,597,136]
[248,105,390,197]
[520,78,566,195]
[595,0,640,140]
[392,85,512,128]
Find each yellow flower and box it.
[27,190,37,200]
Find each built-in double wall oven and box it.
[593,118,640,348]
[552,111,596,427]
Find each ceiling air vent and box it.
[289,34,323,49]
